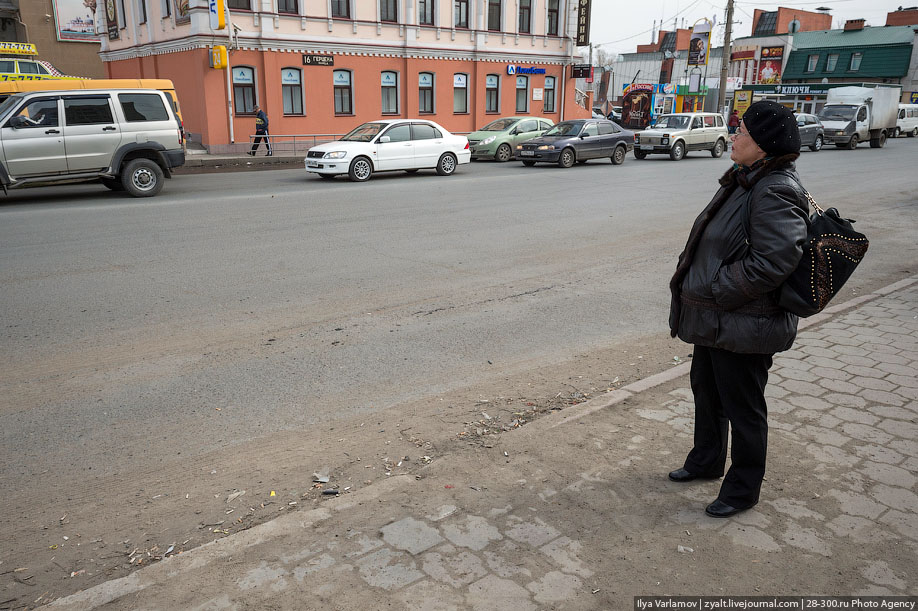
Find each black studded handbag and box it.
[777,190,869,317]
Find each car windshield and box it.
[543,121,583,136]
[0,93,23,119]
[341,123,387,142]
[480,118,518,132]
[651,115,690,129]
[818,105,856,121]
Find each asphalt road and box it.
[2,144,917,491]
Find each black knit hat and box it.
[742,100,800,156]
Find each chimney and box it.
[844,18,866,30]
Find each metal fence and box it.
[246,133,346,155]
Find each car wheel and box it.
[669,141,685,161]
[633,149,647,160]
[557,148,575,168]
[495,143,512,162]
[348,156,373,182]
[869,132,887,148]
[101,177,124,191]
[810,135,823,152]
[910,128,918,138]
[710,139,724,158]
[522,160,536,166]
[611,145,626,165]
[318,174,336,179]
[893,127,901,138]
[846,134,859,150]
[436,152,458,176]
[121,158,164,197]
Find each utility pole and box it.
[717,0,735,115]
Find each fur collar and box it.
[718,153,800,189]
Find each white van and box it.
[895,104,918,138]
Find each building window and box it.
[232,66,256,114]
[419,0,434,25]
[806,54,818,72]
[380,0,397,21]
[485,74,499,112]
[419,72,434,113]
[278,0,297,14]
[453,74,468,113]
[488,0,501,31]
[282,68,303,115]
[849,52,862,71]
[138,0,147,23]
[333,70,353,114]
[118,0,126,27]
[825,54,839,72]
[454,0,468,27]
[227,0,250,9]
[381,71,398,114]
[515,75,528,113]
[544,76,555,112]
[331,0,349,17]
[162,0,170,16]
[518,0,530,33]
[547,0,559,35]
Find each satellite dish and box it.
[788,19,801,33]
[664,51,673,59]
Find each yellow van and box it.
[0,79,182,123]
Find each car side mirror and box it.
[379,135,391,143]
[8,116,28,129]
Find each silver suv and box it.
[633,112,729,161]
[0,88,184,197]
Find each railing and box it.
[245,133,346,155]
[574,88,589,110]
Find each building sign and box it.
[507,65,545,75]
[758,46,784,84]
[209,0,226,30]
[232,68,254,84]
[53,0,100,42]
[334,71,351,86]
[282,68,301,85]
[688,21,711,66]
[486,75,499,88]
[303,54,334,66]
[575,0,591,46]
[418,73,432,87]
[621,83,654,130]
[381,72,396,86]
[571,64,591,79]
[911,92,918,104]
[105,0,119,40]
[0,43,38,56]
[532,88,543,101]
[734,90,752,116]
[516,76,528,89]
[454,74,467,88]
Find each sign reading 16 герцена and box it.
[303,54,334,66]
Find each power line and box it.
[593,0,704,48]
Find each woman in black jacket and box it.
[668,101,809,517]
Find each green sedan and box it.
[468,116,555,162]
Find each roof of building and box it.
[783,45,912,79]
[791,25,916,48]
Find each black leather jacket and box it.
[669,157,809,354]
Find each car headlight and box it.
[323,151,347,159]
[516,145,523,150]
[480,136,497,145]
[836,131,845,136]
[662,138,669,145]
[634,135,640,143]
[537,145,555,151]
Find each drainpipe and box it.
[224,1,235,144]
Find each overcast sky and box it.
[587,1,910,55]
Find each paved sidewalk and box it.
[48,278,918,610]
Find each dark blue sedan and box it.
[516,119,634,168]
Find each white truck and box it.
[817,86,901,149]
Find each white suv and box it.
[633,112,729,161]
[0,88,184,197]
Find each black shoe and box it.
[668,468,714,482]
[705,499,754,518]
[266,151,273,157]
[247,151,255,156]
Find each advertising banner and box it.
[621,83,654,130]
[53,0,100,42]
[688,21,711,66]
[757,46,784,84]
[734,90,752,117]
[174,0,191,25]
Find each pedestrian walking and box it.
[728,109,740,134]
[248,104,272,156]
[667,100,808,518]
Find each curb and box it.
[45,274,918,608]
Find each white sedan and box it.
[305,119,471,182]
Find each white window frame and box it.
[826,53,838,72]
[419,72,435,114]
[849,52,862,71]
[281,67,304,115]
[453,73,469,113]
[485,74,500,113]
[334,69,354,115]
[381,70,399,114]
[543,76,556,112]
[515,74,529,113]
[806,54,818,72]
[232,66,257,115]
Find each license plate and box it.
[640,144,653,151]
[307,162,320,168]
[520,150,534,156]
